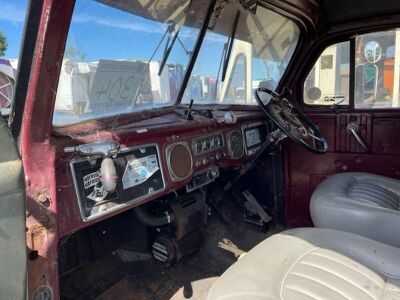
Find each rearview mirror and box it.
[239,0,257,14]
[364,41,382,63]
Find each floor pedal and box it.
[217,238,245,258]
[242,190,272,225]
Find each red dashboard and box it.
[54,109,267,237]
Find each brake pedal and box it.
[242,190,272,224]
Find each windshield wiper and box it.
[158,22,181,75]
[221,10,241,82]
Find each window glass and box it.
[0,0,29,116]
[53,0,210,126]
[355,29,400,109]
[223,53,247,103]
[304,42,350,106]
[182,4,299,105]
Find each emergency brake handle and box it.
[64,141,120,193]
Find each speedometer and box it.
[227,130,244,159]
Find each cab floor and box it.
[62,200,282,300]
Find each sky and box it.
[0,0,28,58]
[0,0,226,76]
[0,0,273,81]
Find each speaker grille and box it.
[167,142,193,181]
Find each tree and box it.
[0,31,7,57]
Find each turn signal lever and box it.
[65,141,120,192]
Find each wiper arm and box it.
[221,10,241,82]
[158,22,181,75]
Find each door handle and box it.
[347,122,368,150]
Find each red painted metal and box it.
[21,0,74,298]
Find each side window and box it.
[355,30,400,109]
[304,41,350,106]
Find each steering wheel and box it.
[255,87,328,154]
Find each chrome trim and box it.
[226,129,245,160]
[69,143,166,222]
[241,121,267,155]
[166,142,193,181]
[186,165,219,193]
[191,132,225,156]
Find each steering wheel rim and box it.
[255,87,328,154]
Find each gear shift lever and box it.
[65,141,120,192]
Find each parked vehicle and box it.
[1,0,400,299]
[0,58,16,115]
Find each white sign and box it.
[122,154,159,190]
[88,60,147,112]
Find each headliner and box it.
[321,0,400,25]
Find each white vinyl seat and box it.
[207,228,400,300]
[310,172,400,248]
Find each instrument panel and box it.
[59,110,268,234]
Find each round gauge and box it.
[202,138,211,151]
[217,135,224,147]
[227,130,244,159]
[195,140,203,154]
[212,136,219,148]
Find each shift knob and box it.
[100,157,118,193]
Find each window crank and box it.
[346,122,368,151]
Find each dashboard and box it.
[56,109,268,235]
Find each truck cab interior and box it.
[1,0,400,299]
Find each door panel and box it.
[372,118,400,154]
[284,112,400,227]
[0,117,26,299]
[335,114,371,153]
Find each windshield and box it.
[53,0,210,126]
[53,1,300,127]
[182,3,299,105]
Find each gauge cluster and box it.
[192,133,224,156]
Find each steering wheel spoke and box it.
[255,87,328,154]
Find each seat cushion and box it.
[207,228,400,300]
[310,172,400,247]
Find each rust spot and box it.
[36,192,51,207]
[29,225,48,251]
